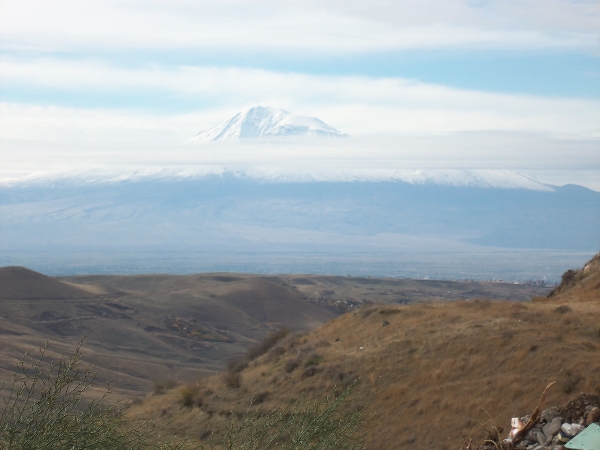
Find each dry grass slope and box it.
[0,271,341,402]
[546,252,600,303]
[0,267,547,403]
[129,254,600,449]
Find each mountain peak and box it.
[194,106,349,141]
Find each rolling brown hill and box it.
[0,268,549,403]
[0,266,95,299]
[129,254,600,449]
[0,271,341,400]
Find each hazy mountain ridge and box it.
[193,106,349,141]
[0,169,554,191]
[1,178,597,252]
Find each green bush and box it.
[154,379,178,396]
[178,385,199,407]
[0,339,370,450]
[219,381,369,450]
[0,339,195,450]
[304,353,323,367]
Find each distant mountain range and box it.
[1,175,598,266]
[5,168,554,192]
[193,106,349,141]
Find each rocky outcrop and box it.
[547,253,600,302]
[467,393,600,450]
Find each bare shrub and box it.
[154,379,178,395]
[253,391,270,404]
[223,371,242,389]
[227,356,249,374]
[315,339,331,348]
[265,346,287,363]
[304,353,322,367]
[302,366,323,378]
[0,339,196,450]
[0,341,371,449]
[225,329,291,380]
[554,304,572,314]
[379,308,402,316]
[284,359,300,373]
[220,382,369,450]
[246,328,291,362]
[562,269,577,286]
[178,385,199,407]
[326,367,359,390]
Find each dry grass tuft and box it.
[223,371,242,389]
[154,379,179,395]
[554,304,573,314]
[246,328,291,362]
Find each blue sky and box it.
[1,0,599,188]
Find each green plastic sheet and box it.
[565,423,600,450]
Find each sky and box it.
[1,0,599,189]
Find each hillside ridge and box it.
[128,254,600,449]
[547,252,600,302]
[0,266,95,300]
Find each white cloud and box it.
[1,101,598,190]
[2,58,600,137]
[0,0,597,53]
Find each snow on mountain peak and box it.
[193,106,349,141]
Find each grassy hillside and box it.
[129,255,600,449]
[546,252,600,303]
[0,267,546,401]
[0,270,340,400]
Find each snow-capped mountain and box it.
[2,169,553,192]
[193,106,349,141]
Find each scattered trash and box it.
[466,391,600,450]
[560,423,585,439]
[510,417,526,441]
[511,382,556,445]
[565,423,600,450]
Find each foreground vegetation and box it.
[0,339,368,449]
[0,340,195,450]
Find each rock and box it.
[541,407,561,422]
[570,423,585,435]
[382,320,390,327]
[586,406,600,425]
[560,423,584,437]
[542,417,562,438]
[535,430,547,446]
[526,430,538,442]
